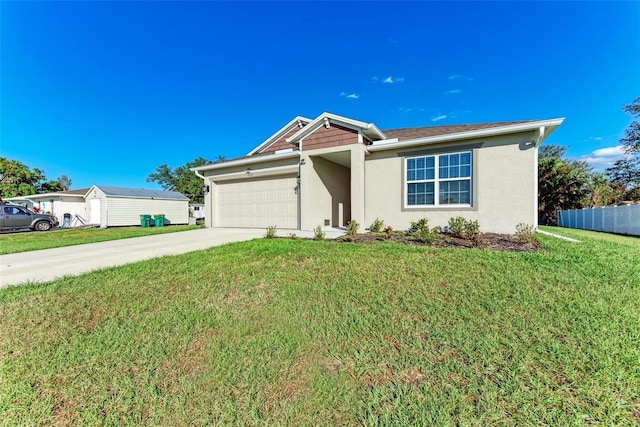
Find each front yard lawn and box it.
[0,225,202,255]
[0,228,638,425]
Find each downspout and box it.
[533,126,545,229]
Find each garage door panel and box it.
[217,175,298,229]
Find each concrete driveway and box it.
[0,228,266,288]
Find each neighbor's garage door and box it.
[216,175,298,229]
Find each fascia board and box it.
[286,112,386,143]
[191,151,300,173]
[368,118,565,152]
[246,116,312,156]
[209,164,299,182]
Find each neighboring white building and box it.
[7,186,189,228]
[6,188,90,226]
[85,186,189,227]
[189,204,205,219]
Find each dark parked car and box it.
[0,203,59,232]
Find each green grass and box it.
[1,229,638,425]
[0,225,202,255]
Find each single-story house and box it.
[6,188,90,225]
[192,112,564,234]
[7,185,189,227]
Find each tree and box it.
[538,145,595,224]
[0,157,46,198]
[39,180,65,193]
[606,97,640,201]
[619,97,640,154]
[57,175,72,191]
[147,157,215,203]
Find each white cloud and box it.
[383,76,405,84]
[448,74,474,82]
[579,145,625,170]
[431,115,447,122]
[340,92,359,99]
[445,89,461,94]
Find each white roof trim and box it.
[246,116,312,156]
[368,118,565,152]
[191,151,300,172]
[5,192,86,200]
[285,112,386,143]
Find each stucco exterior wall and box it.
[304,156,351,228]
[364,131,537,234]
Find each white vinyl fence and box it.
[557,205,640,236]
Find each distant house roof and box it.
[61,188,92,196]
[93,186,188,201]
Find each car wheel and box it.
[34,221,52,231]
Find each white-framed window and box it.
[405,151,472,207]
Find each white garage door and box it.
[216,175,298,229]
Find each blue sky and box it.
[2,1,639,190]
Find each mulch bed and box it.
[333,231,540,252]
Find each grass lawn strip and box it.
[0,225,201,255]
[0,229,638,424]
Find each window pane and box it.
[416,169,425,181]
[461,165,470,177]
[407,170,415,181]
[407,158,415,170]
[439,156,448,167]
[439,179,471,204]
[461,152,471,165]
[440,166,448,179]
[426,157,435,168]
[417,157,425,169]
[407,182,434,205]
[450,154,459,166]
[426,167,434,180]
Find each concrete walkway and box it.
[0,227,346,288]
[0,228,266,288]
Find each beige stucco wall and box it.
[364,131,538,234]
[301,155,350,228]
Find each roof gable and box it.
[286,112,385,144]
[246,116,311,156]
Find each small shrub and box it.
[410,218,437,244]
[369,218,384,233]
[346,220,359,240]
[464,220,480,242]
[383,225,394,239]
[313,225,325,241]
[265,225,277,239]
[515,223,537,243]
[448,217,480,241]
[448,217,466,238]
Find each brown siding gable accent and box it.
[301,123,359,151]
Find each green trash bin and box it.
[140,214,151,228]
[154,214,165,228]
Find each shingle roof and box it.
[60,188,91,195]
[96,186,188,200]
[382,120,537,141]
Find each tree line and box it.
[0,157,72,199]
[539,97,640,224]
